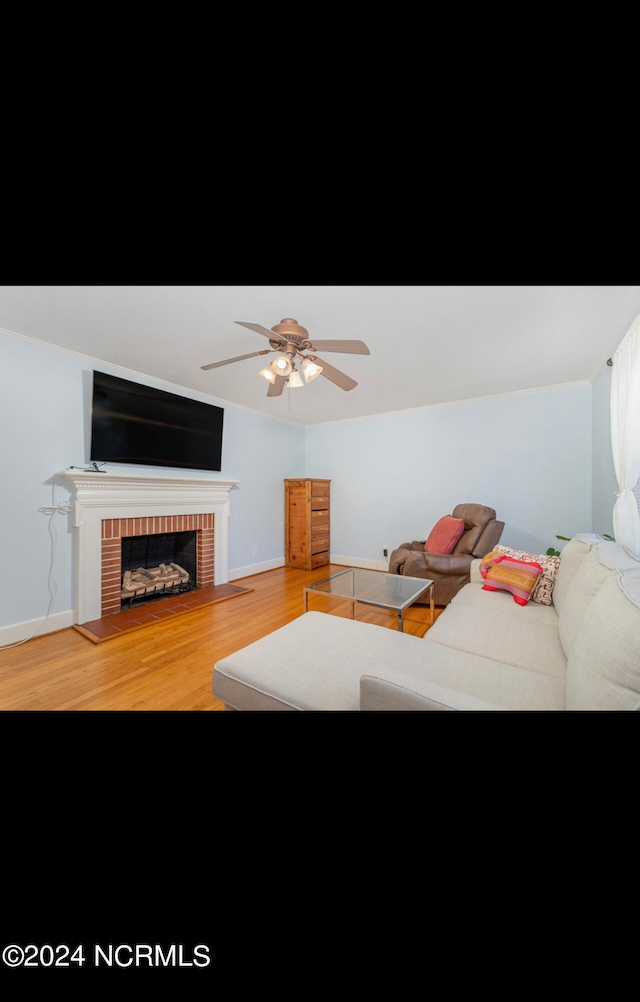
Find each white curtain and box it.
[610,314,640,555]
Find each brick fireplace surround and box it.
[101,513,214,617]
[62,470,240,625]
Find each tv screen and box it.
[90,371,224,472]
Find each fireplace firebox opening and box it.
[121,530,197,607]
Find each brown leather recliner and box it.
[389,503,505,606]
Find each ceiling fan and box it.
[201,318,370,396]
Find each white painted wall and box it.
[0,330,601,644]
[0,333,305,641]
[223,405,306,575]
[306,384,593,565]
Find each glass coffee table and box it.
[304,567,434,633]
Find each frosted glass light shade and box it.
[301,357,323,382]
[288,369,303,388]
[259,365,277,384]
[273,355,293,376]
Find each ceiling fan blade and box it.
[235,321,287,342]
[201,350,271,370]
[307,339,370,355]
[267,374,287,397]
[311,356,358,391]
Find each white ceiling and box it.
[1,285,638,426]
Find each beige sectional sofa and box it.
[211,534,640,710]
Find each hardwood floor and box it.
[0,564,442,711]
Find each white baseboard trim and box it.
[0,609,75,648]
[0,556,392,646]
[330,554,391,573]
[230,556,392,580]
[228,557,285,581]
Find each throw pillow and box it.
[424,515,465,554]
[480,545,561,606]
[482,555,544,606]
[479,549,502,578]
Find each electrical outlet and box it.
[383,547,388,557]
[253,546,258,556]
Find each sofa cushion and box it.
[425,603,567,678]
[424,515,465,554]
[558,543,640,658]
[452,581,560,624]
[364,641,565,710]
[360,668,507,710]
[557,549,614,658]
[481,555,543,605]
[552,534,601,616]
[212,611,430,710]
[480,546,560,605]
[565,570,640,710]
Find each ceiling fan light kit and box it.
[201,318,370,399]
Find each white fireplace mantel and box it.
[61,470,240,623]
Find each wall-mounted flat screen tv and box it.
[90,371,224,472]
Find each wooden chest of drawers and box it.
[284,478,331,570]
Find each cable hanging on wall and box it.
[0,474,73,650]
